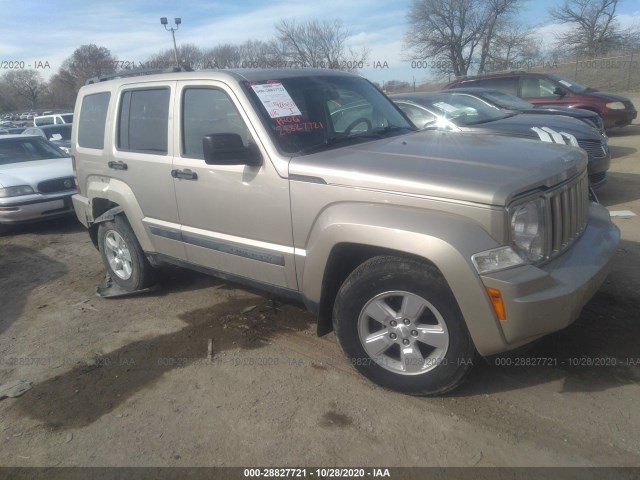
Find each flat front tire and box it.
[97,215,157,292]
[333,256,476,395]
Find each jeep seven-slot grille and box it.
[549,174,589,255]
[577,139,606,159]
[37,177,75,193]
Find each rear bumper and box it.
[71,194,91,228]
[0,192,75,225]
[480,202,619,347]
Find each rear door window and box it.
[118,88,170,154]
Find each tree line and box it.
[1,0,639,112]
[405,0,640,78]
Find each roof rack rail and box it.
[85,65,194,85]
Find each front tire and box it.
[97,215,157,292]
[333,256,476,395]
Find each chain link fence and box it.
[522,50,640,92]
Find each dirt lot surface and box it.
[1,101,639,469]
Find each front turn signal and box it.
[486,287,506,321]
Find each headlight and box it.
[0,185,35,198]
[510,198,547,262]
[606,101,625,110]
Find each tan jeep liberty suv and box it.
[71,68,620,395]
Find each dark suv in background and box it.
[445,71,637,130]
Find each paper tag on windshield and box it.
[433,102,458,113]
[558,80,572,87]
[251,82,302,119]
[50,134,62,141]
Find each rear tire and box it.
[333,256,476,395]
[97,215,157,291]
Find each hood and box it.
[528,106,597,119]
[462,113,602,140]
[587,91,634,103]
[0,157,73,188]
[289,130,587,206]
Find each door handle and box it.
[171,169,198,180]
[108,161,128,170]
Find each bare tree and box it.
[147,43,204,69]
[487,27,543,71]
[477,0,522,73]
[60,44,117,87]
[202,40,285,68]
[238,39,287,67]
[549,0,622,56]
[404,0,524,77]
[1,70,47,109]
[203,44,242,68]
[275,19,369,71]
[44,70,78,109]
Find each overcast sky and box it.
[2,0,639,84]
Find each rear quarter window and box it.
[78,92,111,149]
[460,77,519,96]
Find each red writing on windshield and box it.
[275,121,324,136]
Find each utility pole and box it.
[160,17,182,67]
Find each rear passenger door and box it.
[171,80,297,291]
[110,81,186,260]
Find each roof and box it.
[82,67,356,90]
[0,134,41,140]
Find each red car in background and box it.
[444,71,637,130]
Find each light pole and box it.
[160,17,181,67]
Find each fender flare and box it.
[93,206,125,225]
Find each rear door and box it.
[109,81,186,260]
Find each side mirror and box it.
[203,133,262,166]
[553,87,566,97]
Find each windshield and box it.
[479,90,533,110]
[242,75,414,155]
[61,114,74,123]
[0,137,67,165]
[419,94,509,126]
[546,74,589,93]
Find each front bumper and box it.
[586,143,610,188]
[0,191,75,225]
[480,202,619,347]
[604,108,637,129]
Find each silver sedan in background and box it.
[0,135,75,234]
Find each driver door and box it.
[171,80,297,290]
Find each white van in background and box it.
[33,113,74,126]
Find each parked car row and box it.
[1,111,74,125]
[390,89,611,187]
[444,71,637,130]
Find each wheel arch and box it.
[85,177,154,251]
[301,204,508,353]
